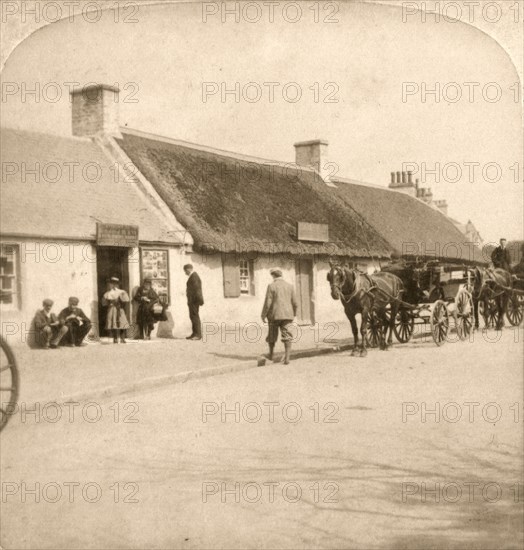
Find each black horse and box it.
[327,262,404,356]
[471,267,513,330]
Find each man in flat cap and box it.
[261,268,298,364]
[33,299,68,349]
[491,238,512,271]
[184,264,204,340]
[58,297,92,347]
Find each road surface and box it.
[1,328,523,549]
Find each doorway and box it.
[295,259,314,325]
[96,247,130,337]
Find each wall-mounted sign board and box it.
[97,223,139,248]
[297,222,329,243]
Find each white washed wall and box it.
[185,253,354,336]
[1,240,97,346]
[0,240,369,345]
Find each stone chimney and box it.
[434,199,448,216]
[294,139,331,183]
[71,84,121,138]
[388,168,416,196]
[416,187,433,204]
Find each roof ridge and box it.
[334,176,454,215]
[119,127,319,172]
[0,126,93,143]
[333,176,418,194]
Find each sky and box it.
[1,0,522,243]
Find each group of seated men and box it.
[33,297,91,349]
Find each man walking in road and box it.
[491,238,512,271]
[184,264,204,340]
[261,268,298,365]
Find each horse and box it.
[327,262,404,356]
[471,267,513,330]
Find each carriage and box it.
[0,336,19,432]
[365,260,475,347]
[507,275,524,326]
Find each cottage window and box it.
[0,244,19,308]
[223,256,254,297]
[239,260,251,294]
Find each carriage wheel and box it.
[393,308,414,343]
[506,293,523,326]
[455,288,473,340]
[430,300,449,346]
[480,297,499,329]
[0,338,19,432]
[365,310,387,348]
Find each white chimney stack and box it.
[294,139,331,183]
[71,84,121,138]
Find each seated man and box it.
[491,238,511,271]
[33,299,68,349]
[58,297,92,347]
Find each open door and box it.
[96,247,130,337]
[295,259,314,325]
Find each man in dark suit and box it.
[33,298,68,349]
[184,264,204,340]
[491,238,512,271]
[58,297,92,346]
[261,268,298,365]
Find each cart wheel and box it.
[393,308,414,343]
[430,300,449,346]
[506,293,523,326]
[0,337,19,432]
[455,289,473,340]
[480,297,499,329]
[365,310,387,348]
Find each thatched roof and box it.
[332,177,486,265]
[116,130,391,259]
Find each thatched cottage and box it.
[0,84,484,343]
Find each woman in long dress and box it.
[102,277,130,343]
[134,278,159,340]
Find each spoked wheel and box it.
[455,288,473,340]
[365,310,388,349]
[0,337,19,432]
[393,307,415,343]
[506,293,523,326]
[430,300,449,346]
[480,297,499,329]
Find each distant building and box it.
[388,169,482,246]
[450,219,483,247]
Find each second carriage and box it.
[480,272,524,329]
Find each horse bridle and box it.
[331,267,362,305]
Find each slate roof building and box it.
[0,83,485,344]
[0,108,191,342]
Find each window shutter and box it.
[249,260,255,296]
[222,256,240,298]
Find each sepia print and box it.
[0,1,523,548]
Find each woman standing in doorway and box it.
[102,276,130,343]
[134,278,159,340]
